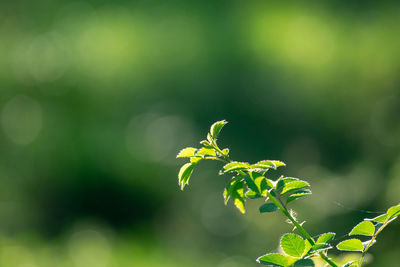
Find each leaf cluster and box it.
[176,121,400,267]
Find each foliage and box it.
[177,120,400,267]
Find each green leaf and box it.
[223,161,251,173]
[302,239,313,257]
[206,133,213,144]
[342,261,358,267]
[190,157,202,163]
[257,253,289,266]
[228,179,245,214]
[195,147,216,157]
[365,214,387,223]
[259,203,278,213]
[349,221,375,236]
[280,181,310,195]
[336,239,364,252]
[270,160,286,168]
[176,147,197,158]
[200,140,213,148]
[293,259,314,266]
[387,204,400,219]
[222,148,230,156]
[280,233,305,258]
[252,160,286,170]
[223,177,243,205]
[178,163,195,190]
[286,189,312,204]
[233,191,245,214]
[316,232,336,244]
[210,120,228,139]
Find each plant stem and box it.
[358,219,389,267]
[266,190,338,267]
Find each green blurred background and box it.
[0,1,400,266]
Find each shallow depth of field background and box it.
[0,1,400,266]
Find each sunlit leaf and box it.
[195,147,216,157]
[316,232,335,244]
[280,233,305,258]
[210,120,228,139]
[223,176,243,205]
[176,147,197,158]
[222,148,229,156]
[387,204,400,219]
[207,133,213,144]
[286,189,312,204]
[336,239,364,252]
[257,253,289,266]
[178,163,195,190]
[349,221,375,236]
[365,214,387,223]
[225,179,245,214]
[223,161,250,173]
[302,239,312,257]
[259,203,278,213]
[252,160,286,170]
[200,140,213,148]
[281,181,310,195]
[190,157,202,163]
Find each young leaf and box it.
[302,239,312,257]
[206,133,213,144]
[270,160,286,168]
[336,239,364,252]
[257,253,289,266]
[176,147,197,158]
[252,160,286,170]
[281,181,310,195]
[365,214,387,223]
[223,177,243,205]
[178,163,195,190]
[230,180,245,214]
[293,259,315,266]
[222,148,230,156]
[210,120,228,139]
[280,233,305,258]
[316,232,336,244]
[223,161,251,173]
[349,221,375,236]
[195,147,216,157]
[190,157,202,163]
[387,204,400,219]
[233,192,245,214]
[251,160,275,170]
[259,203,279,213]
[286,189,312,204]
[200,140,213,148]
